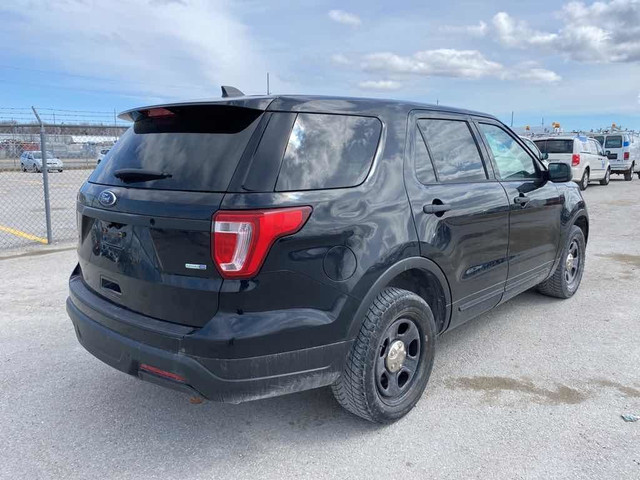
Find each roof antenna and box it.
[221,86,244,98]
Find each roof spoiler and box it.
[221,86,244,98]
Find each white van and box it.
[591,133,637,181]
[534,135,610,190]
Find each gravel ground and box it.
[0,178,638,479]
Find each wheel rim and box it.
[605,170,610,182]
[376,317,423,401]
[582,171,589,188]
[564,239,580,286]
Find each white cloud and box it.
[362,49,505,79]
[493,1,640,63]
[330,53,351,65]
[440,21,488,37]
[0,0,272,101]
[358,80,402,90]
[492,12,557,48]
[359,49,561,84]
[328,10,362,27]
[515,67,562,84]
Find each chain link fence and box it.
[0,108,129,251]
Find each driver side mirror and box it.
[547,162,572,183]
[541,152,549,161]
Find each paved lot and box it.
[0,179,638,479]
[0,169,90,250]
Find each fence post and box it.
[31,107,53,244]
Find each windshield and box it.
[89,105,263,192]
[32,151,54,159]
[534,139,573,154]
[605,136,622,149]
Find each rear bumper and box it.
[67,275,350,403]
[610,161,633,172]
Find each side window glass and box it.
[414,126,436,184]
[479,123,538,180]
[592,140,602,155]
[276,113,381,191]
[417,119,487,183]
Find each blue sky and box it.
[1,0,639,130]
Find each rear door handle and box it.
[423,204,452,214]
[514,195,530,205]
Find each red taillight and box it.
[139,364,186,383]
[212,207,312,279]
[572,154,580,166]
[624,152,630,160]
[145,107,174,118]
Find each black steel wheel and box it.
[537,225,586,298]
[375,317,422,403]
[332,287,436,423]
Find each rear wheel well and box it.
[574,215,589,244]
[387,269,447,333]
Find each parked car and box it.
[590,133,637,181]
[96,148,110,165]
[67,93,588,423]
[20,150,64,173]
[534,135,610,189]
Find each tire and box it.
[31,164,38,173]
[599,168,611,186]
[20,163,25,172]
[332,287,436,423]
[58,169,63,173]
[537,225,586,299]
[579,169,589,190]
[624,164,634,181]
[637,172,640,180]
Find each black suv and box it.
[67,92,588,423]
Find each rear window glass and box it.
[89,105,263,192]
[605,136,622,148]
[418,119,487,183]
[275,113,381,191]
[534,139,574,154]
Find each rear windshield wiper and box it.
[114,168,172,183]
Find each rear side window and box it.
[593,136,604,146]
[89,105,263,192]
[275,113,381,191]
[605,136,622,148]
[418,119,487,183]
[534,139,574,154]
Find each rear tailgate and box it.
[76,104,266,327]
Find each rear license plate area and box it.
[100,221,129,248]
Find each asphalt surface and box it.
[1,178,638,479]
[0,169,90,250]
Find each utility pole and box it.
[266,72,270,95]
[510,111,514,127]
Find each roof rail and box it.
[221,86,245,98]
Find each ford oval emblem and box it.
[99,190,117,207]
